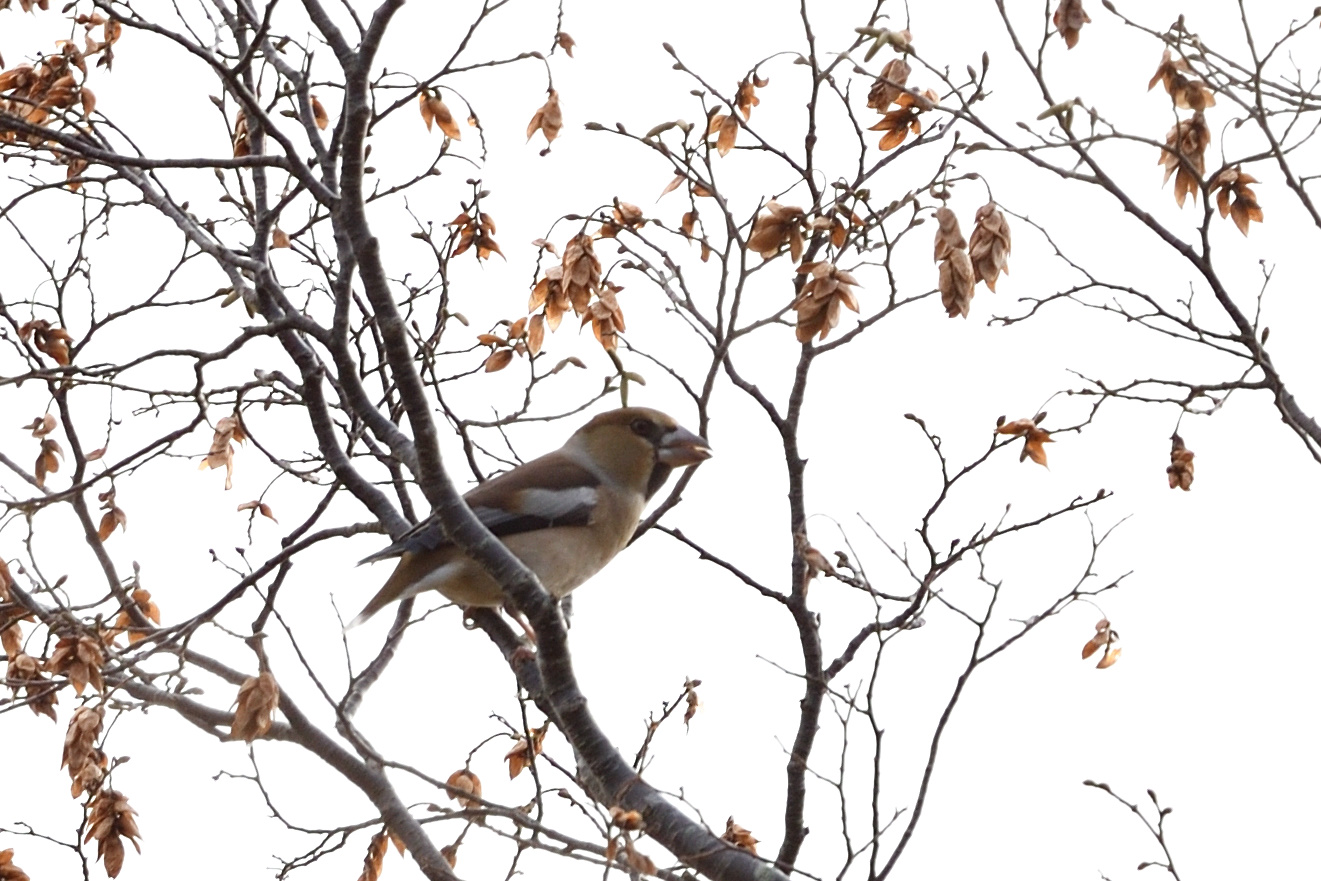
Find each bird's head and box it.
[569,407,711,498]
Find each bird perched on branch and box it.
[348,407,711,628]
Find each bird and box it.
[348,407,711,629]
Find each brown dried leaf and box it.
[556,31,576,57]
[0,848,31,881]
[526,90,562,145]
[968,202,1011,291]
[427,96,461,140]
[527,312,546,356]
[709,112,738,156]
[723,817,759,854]
[747,201,806,261]
[610,806,644,831]
[622,839,656,877]
[937,249,975,319]
[683,678,700,729]
[484,348,515,373]
[505,722,548,779]
[932,206,966,262]
[96,507,127,541]
[1166,433,1195,491]
[735,77,761,120]
[310,95,329,130]
[356,829,388,881]
[230,670,279,741]
[446,768,482,808]
[867,58,910,113]
[1052,0,1090,49]
[271,227,291,249]
[1096,647,1122,669]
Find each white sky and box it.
[3,1,1320,880]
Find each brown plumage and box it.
[349,407,711,628]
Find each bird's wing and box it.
[357,452,602,564]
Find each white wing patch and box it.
[517,486,598,521]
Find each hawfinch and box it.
[349,407,711,628]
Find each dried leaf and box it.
[723,817,759,854]
[527,312,546,356]
[556,31,576,57]
[526,90,562,145]
[1166,433,1195,490]
[271,227,291,248]
[484,348,515,373]
[1052,0,1090,49]
[932,206,966,262]
[1096,647,1122,669]
[446,769,482,808]
[747,201,806,261]
[356,829,388,881]
[968,202,1011,291]
[867,58,911,113]
[427,95,461,140]
[505,722,548,779]
[230,670,279,741]
[0,849,31,881]
[937,249,975,319]
[310,95,329,130]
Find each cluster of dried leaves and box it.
[18,318,73,365]
[0,13,120,185]
[478,315,541,372]
[996,415,1053,467]
[793,262,860,342]
[934,203,1010,318]
[1167,433,1194,490]
[198,412,246,491]
[63,705,106,797]
[450,208,502,261]
[86,789,141,878]
[1148,48,1261,232]
[605,807,657,876]
[524,233,626,354]
[230,670,280,742]
[1081,618,1121,669]
[704,74,767,157]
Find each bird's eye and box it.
[630,418,655,438]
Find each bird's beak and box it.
[657,425,712,466]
